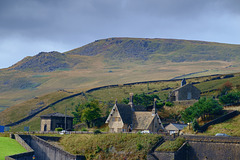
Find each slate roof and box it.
[116,104,132,125]
[165,123,187,131]
[132,112,155,130]
[40,112,73,119]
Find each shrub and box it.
[81,128,88,131]
[94,129,102,134]
[136,143,143,151]
[95,145,102,154]
[192,118,200,132]
[165,101,173,107]
[181,97,222,123]
[55,128,63,131]
[219,91,240,105]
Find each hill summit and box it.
[10,38,240,72]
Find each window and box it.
[112,117,115,121]
[187,92,192,100]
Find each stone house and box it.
[169,79,201,102]
[165,123,188,135]
[40,112,73,131]
[105,94,164,133]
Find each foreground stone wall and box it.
[21,135,85,160]
[184,135,240,160]
[150,136,240,160]
[5,134,34,160]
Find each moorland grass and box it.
[155,137,185,152]
[202,114,240,137]
[60,133,162,160]
[0,137,27,160]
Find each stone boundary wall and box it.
[14,134,34,152]
[4,72,234,128]
[182,135,240,160]
[173,100,198,106]
[20,135,85,160]
[182,135,240,143]
[5,134,34,160]
[199,110,239,132]
[5,152,35,160]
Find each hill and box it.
[1,38,240,110]
[0,72,240,131]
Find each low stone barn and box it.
[40,112,73,131]
[169,79,201,102]
[165,123,188,135]
[106,94,164,133]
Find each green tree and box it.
[219,91,240,105]
[192,118,200,132]
[81,100,101,128]
[123,93,161,108]
[181,97,222,123]
[72,100,102,127]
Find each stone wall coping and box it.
[182,135,240,143]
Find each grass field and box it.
[2,72,240,132]
[0,137,27,159]
[202,113,240,137]
[60,133,162,160]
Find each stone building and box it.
[165,123,188,135]
[105,94,164,133]
[40,112,73,131]
[169,79,201,102]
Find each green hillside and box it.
[1,38,240,111]
[1,72,240,132]
[67,38,240,62]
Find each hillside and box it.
[67,38,240,62]
[1,38,240,110]
[1,72,240,131]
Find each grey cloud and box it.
[0,0,240,68]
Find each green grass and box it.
[202,114,240,137]
[0,137,27,159]
[60,133,162,160]
[2,72,240,132]
[155,137,185,152]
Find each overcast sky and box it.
[1,0,240,69]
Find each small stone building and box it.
[40,112,73,131]
[165,123,188,135]
[106,95,164,133]
[169,79,201,102]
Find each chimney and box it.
[128,93,134,111]
[152,98,157,115]
[181,78,186,87]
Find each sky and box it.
[1,0,240,69]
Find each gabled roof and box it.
[132,112,155,130]
[40,112,73,119]
[165,123,187,131]
[116,104,132,125]
[170,83,200,96]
